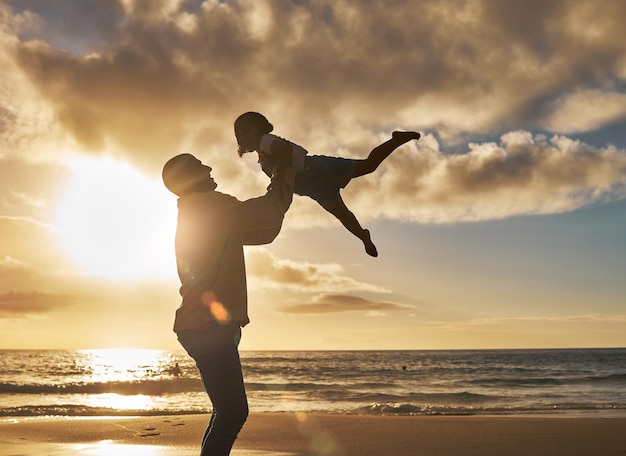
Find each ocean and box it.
[1,348,625,418]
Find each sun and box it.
[55,155,177,280]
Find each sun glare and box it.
[55,156,177,280]
[71,441,173,456]
[78,348,171,382]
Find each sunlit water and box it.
[1,348,625,417]
[0,441,282,456]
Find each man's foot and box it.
[362,229,378,257]
[392,131,420,143]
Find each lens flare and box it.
[201,291,231,324]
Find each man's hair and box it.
[162,153,197,196]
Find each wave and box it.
[0,380,403,396]
[3,401,625,418]
[0,379,203,395]
[0,405,207,417]
[357,402,626,416]
[467,373,626,387]
[336,391,496,404]
[587,373,626,383]
[467,377,565,387]
[245,381,329,392]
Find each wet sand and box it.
[1,413,625,455]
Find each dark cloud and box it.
[280,293,411,314]
[0,290,76,316]
[6,0,626,173]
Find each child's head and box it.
[234,112,274,156]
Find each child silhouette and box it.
[234,112,420,257]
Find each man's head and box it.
[162,154,217,196]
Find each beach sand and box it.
[1,413,625,455]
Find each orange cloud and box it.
[0,291,76,316]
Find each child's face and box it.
[235,120,262,153]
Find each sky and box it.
[1,0,625,351]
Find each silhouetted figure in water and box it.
[169,362,182,377]
[234,112,420,257]
[162,153,296,455]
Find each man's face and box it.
[186,157,217,192]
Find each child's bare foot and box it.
[362,229,378,257]
[392,131,420,143]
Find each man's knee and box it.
[220,401,248,430]
[236,401,249,425]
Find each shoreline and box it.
[1,413,626,455]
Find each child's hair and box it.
[234,112,274,135]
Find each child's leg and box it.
[327,196,378,257]
[352,131,420,178]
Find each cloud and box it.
[0,255,29,268]
[0,1,625,268]
[344,131,626,224]
[422,313,626,331]
[0,256,35,281]
[2,191,45,209]
[280,294,412,314]
[0,7,65,162]
[4,0,624,224]
[0,223,82,294]
[0,216,73,275]
[0,253,41,270]
[246,248,387,293]
[543,89,626,134]
[0,158,69,219]
[0,290,76,316]
[4,0,626,170]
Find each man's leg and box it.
[195,342,248,456]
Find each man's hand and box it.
[269,139,296,211]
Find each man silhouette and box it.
[162,153,295,455]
